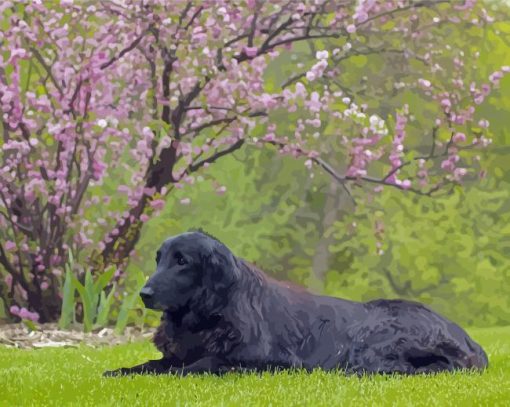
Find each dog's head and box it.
[139,230,240,312]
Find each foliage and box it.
[58,253,76,329]
[58,259,117,332]
[326,180,510,327]
[0,326,509,406]
[1,0,507,322]
[129,146,320,281]
[58,250,146,333]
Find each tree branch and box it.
[100,28,149,70]
[30,48,64,96]
[188,139,245,173]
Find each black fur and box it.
[104,231,488,376]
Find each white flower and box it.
[142,127,153,137]
[316,50,329,60]
[306,71,316,81]
[97,119,107,128]
[369,115,380,126]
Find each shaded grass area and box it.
[0,327,509,406]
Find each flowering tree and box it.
[0,0,507,322]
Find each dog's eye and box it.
[175,252,187,266]
[156,251,161,264]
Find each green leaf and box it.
[72,273,93,333]
[84,270,98,327]
[22,319,37,332]
[93,266,115,295]
[58,265,76,329]
[0,297,6,319]
[114,291,139,335]
[95,284,116,328]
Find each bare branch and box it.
[184,6,203,30]
[189,139,245,172]
[30,48,64,96]
[248,12,259,47]
[182,116,237,137]
[100,28,149,70]
[359,0,450,29]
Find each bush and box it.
[326,181,510,327]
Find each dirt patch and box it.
[0,323,156,349]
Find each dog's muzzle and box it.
[139,286,156,309]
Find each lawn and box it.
[0,326,509,406]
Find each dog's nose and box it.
[139,286,154,302]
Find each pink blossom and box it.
[453,132,466,143]
[441,160,454,171]
[10,305,20,316]
[243,46,258,57]
[4,241,16,251]
[478,119,490,128]
[454,168,468,180]
[8,48,28,63]
[15,307,39,322]
[316,50,329,60]
[489,71,503,86]
[440,98,451,109]
[306,92,322,112]
[418,78,431,88]
[401,180,412,190]
[346,24,356,34]
[150,199,165,210]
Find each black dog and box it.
[104,230,488,376]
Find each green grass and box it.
[0,327,509,406]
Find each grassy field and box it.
[0,326,509,406]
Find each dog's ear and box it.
[203,247,240,293]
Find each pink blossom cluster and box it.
[10,305,40,322]
[385,110,411,189]
[306,51,329,81]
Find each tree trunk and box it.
[309,179,354,292]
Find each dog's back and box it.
[226,271,488,374]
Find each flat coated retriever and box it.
[104,230,488,376]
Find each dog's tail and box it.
[464,337,489,370]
